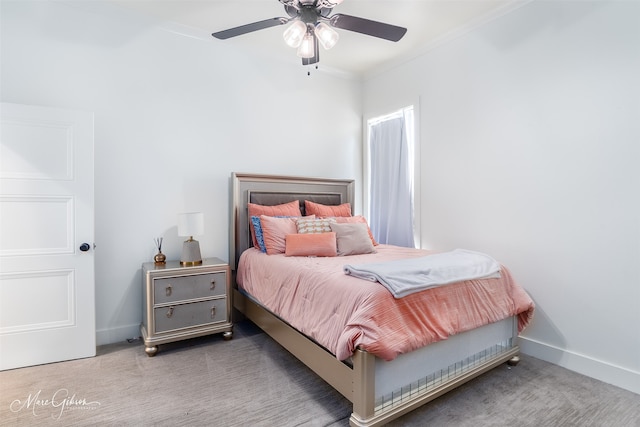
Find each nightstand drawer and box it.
[154,298,228,333]
[153,272,226,304]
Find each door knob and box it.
[79,243,91,252]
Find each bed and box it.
[229,172,534,426]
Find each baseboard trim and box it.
[96,323,141,346]
[519,337,639,395]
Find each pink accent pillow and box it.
[285,232,337,257]
[248,201,302,247]
[335,215,378,246]
[305,200,352,217]
[260,215,299,255]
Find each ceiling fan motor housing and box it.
[299,5,320,25]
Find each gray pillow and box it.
[330,222,376,256]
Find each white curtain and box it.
[369,113,415,247]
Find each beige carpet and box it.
[1,320,638,426]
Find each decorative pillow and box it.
[285,232,337,257]
[334,215,378,246]
[248,201,302,247]
[250,215,314,253]
[296,217,336,234]
[330,222,376,256]
[260,215,300,255]
[250,216,267,252]
[305,200,352,218]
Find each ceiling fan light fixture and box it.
[283,20,307,48]
[297,33,315,58]
[213,0,408,72]
[315,22,339,50]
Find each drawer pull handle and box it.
[166,307,174,318]
[165,285,172,297]
[211,306,216,318]
[210,280,216,290]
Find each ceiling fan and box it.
[211,0,407,70]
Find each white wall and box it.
[364,1,640,394]
[4,0,638,396]
[1,1,362,345]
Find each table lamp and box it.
[178,212,204,266]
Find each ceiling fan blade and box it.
[329,14,407,42]
[212,18,287,40]
[301,36,319,66]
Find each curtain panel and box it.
[369,114,415,247]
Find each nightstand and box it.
[140,257,233,356]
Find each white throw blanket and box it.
[343,249,502,298]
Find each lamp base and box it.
[180,239,202,266]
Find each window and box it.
[366,106,417,248]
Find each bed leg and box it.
[507,355,520,366]
[351,349,376,426]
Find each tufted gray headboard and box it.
[229,172,355,270]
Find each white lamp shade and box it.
[283,20,307,48]
[315,22,339,50]
[297,34,315,58]
[178,212,204,237]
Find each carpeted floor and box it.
[1,320,638,426]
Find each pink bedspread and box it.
[237,245,534,361]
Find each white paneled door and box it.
[0,103,95,370]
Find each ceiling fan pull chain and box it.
[306,62,319,76]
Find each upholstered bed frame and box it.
[230,172,520,426]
